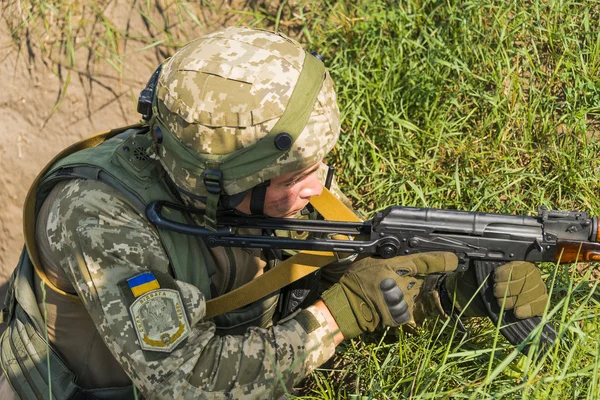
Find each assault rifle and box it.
[146,197,600,355]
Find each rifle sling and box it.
[24,129,359,318]
[204,188,361,319]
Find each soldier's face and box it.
[236,162,323,218]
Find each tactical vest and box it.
[0,126,279,400]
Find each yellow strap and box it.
[25,131,359,315]
[204,187,361,319]
[23,124,144,302]
[309,188,362,223]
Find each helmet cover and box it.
[153,26,340,201]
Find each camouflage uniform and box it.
[1,27,343,399]
[39,178,335,398]
[0,26,551,399]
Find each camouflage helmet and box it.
[150,26,340,227]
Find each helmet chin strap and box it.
[249,180,271,215]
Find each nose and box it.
[299,170,323,199]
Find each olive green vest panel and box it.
[40,128,215,298]
[1,127,280,399]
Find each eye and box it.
[281,174,306,188]
[284,178,300,188]
[279,165,320,188]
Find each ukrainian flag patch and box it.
[128,272,160,297]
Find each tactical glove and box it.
[415,261,548,321]
[321,252,458,340]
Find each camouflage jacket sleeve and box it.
[45,179,336,399]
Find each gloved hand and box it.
[321,252,458,340]
[415,261,548,322]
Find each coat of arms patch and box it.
[130,288,190,352]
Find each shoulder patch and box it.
[121,271,191,354]
[130,288,190,352]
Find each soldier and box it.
[0,27,548,399]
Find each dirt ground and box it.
[0,1,271,303]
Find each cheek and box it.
[263,187,301,216]
[266,188,297,208]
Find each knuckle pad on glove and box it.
[380,279,405,305]
[379,279,410,325]
[387,301,409,324]
[380,277,398,292]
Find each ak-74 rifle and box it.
[146,190,600,356]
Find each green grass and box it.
[309,1,600,215]
[4,0,600,398]
[293,1,600,398]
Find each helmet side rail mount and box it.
[137,64,162,121]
